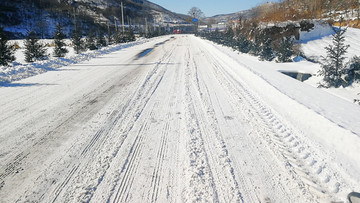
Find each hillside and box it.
[206,0,359,28]
[0,0,188,39]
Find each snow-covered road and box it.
[1,35,359,202]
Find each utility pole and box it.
[121,1,125,33]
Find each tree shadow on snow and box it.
[0,82,57,88]
[72,62,180,67]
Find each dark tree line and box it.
[0,20,169,67]
[198,27,295,63]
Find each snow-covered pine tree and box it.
[107,31,113,45]
[96,30,107,48]
[86,32,97,50]
[53,23,68,57]
[107,24,114,45]
[127,27,136,42]
[71,28,84,54]
[0,27,15,66]
[114,30,123,44]
[259,37,275,61]
[318,26,350,87]
[276,36,294,62]
[24,30,47,63]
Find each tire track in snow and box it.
[47,72,145,202]
[149,122,169,202]
[103,42,178,203]
[112,123,149,203]
[0,67,139,193]
[16,44,171,202]
[203,46,351,201]
[68,63,167,203]
[196,47,312,201]
[182,47,220,203]
[187,46,246,202]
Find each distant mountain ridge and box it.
[204,9,258,24]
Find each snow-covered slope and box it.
[301,27,360,61]
[298,26,360,103]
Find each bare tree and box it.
[188,7,204,33]
[188,7,204,19]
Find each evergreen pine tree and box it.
[86,32,97,50]
[212,28,221,44]
[24,30,47,62]
[107,33,113,45]
[107,25,114,45]
[237,34,251,53]
[224,27,234,47]
[276,36,294,62]
[96,30,107,48]
[0,27,15,66]
[259,37,275,61]
[318,26,350,87]
[53,23,68,57]
[250,33,262,56]
[127,27,136,42]
[114,30,126,43]
[71,28,84,54]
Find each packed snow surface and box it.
[0,35,360,202]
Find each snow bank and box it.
[299,21,334,43]
[0,38,151,83]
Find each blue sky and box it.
[149,0,275,17]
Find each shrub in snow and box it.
[24,30,47,63]
[53,24,68,57]
[71,28,84,54]
[276,37,295,62]
[318,26,349,88]
[259,37,275,61]
[0,27,15,66]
